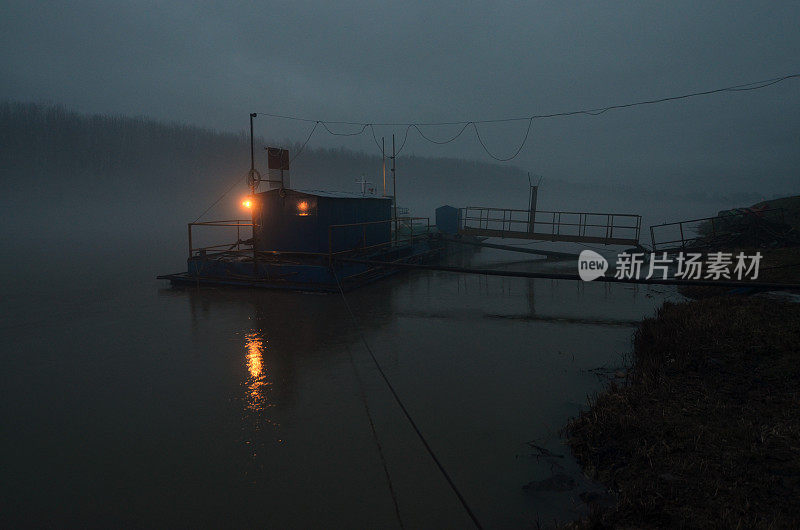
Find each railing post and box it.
[188,223,193,258]
[679,222,686,250]
[328,226,333,266]
[650,225,656,252]
[637,216,641,242]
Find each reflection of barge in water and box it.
[158,187,447,292]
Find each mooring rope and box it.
[342,340,405,529]
[331,269,484,530]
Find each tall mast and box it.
[382,136,386,196]
[249,112,257,194]
[392,134,397,244]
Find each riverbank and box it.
[679,246,800,299]
[563,296,800,527]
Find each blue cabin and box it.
[253,189,392,254]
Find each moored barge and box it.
[158,187,442,292]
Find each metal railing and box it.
[328,217,431,258]
[650,208,785,252]
[188,220,253,258]
[186,217,431,261]
[459,207,641,245]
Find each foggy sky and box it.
[2,1,798,194]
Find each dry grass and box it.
[563,297,800,528]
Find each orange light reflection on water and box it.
[244,331,269,411]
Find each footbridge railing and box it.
[459,207,641,246]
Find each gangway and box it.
[458,207,642,247]
[649,208,787,252]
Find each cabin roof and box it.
[259,188,390,200]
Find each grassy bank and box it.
[679,246,800,299]
[563,297,800,528]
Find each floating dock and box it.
[159,188,442,292]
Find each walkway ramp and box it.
[458,207,641,246]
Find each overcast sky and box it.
[2,1,798,194]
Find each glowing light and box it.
[244,331,269,411]
[298,201,308,211]
[242,199,252,208]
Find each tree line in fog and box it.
[0,101,526,206]
[1,101,767,235]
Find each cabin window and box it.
[295,197,317,216]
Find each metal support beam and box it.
[442,236,578,259]
[333,257,800,291]
[459,227,638,246]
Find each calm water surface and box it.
[1,241,677,528]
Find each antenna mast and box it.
[382,137,386,196]
[392,134,397,244]
[247,113,260,194]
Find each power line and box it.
[195,72,798,221]
[320,121,370,137]
[394,125,412,156]
[255,72,799,127]
[254,72,800,162]
[472,117,533,162]
[287,120,319,161]
[411,122,472,145]
[526,73,799,121]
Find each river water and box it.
[1,240,676,528]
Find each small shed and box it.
[435,205,461,234]
[252,189,392,253]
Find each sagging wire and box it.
[472,117,534,162]
[254,73,800,127]
[411,122,472,145]
[369,124,384,153]
[194,72,800,220]
[369,124,413,156]
[255,72,800,162]
[320,121,370,137]
[393,124,412,156]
